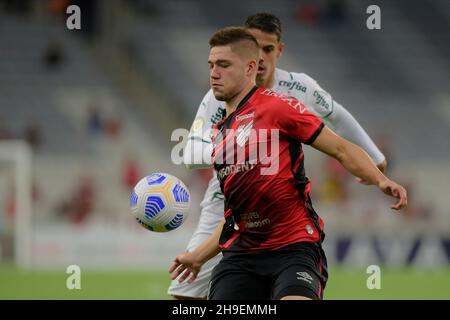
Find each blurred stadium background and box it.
[0,0,449,299]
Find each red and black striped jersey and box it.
[212,86,325,253]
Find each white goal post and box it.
[0,141,32,269]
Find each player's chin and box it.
[256,73,266,86]
[212,90,226,101]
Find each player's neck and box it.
[257,70,275,89]
[261,77,275,89]
[225,83,256,117]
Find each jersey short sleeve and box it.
[269,96,324,145]
[184,90,225,168]
[291,72,335,119]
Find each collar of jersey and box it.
[236,85,258,111]
[218,86,258,131]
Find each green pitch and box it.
[0,264,449,299]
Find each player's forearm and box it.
[335,141,387,187]
[312,127,387,186]
[327,103,386,165]
[192,219,224,264]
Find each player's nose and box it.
[258,55,264,65]
[210,67,220,79]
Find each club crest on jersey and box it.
[236,120,253,147]
[191,117,204,133]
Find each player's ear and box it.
[247,59,257,76]
[277,42,285,58]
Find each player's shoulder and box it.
[201,89,220,107]
[256,87,284,103]
[256,87,305,113]
[276,68,318,88]
[276,69,334,118]
[199,89,225,116]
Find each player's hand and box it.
[357,159,388,185]
[168,251,203,284]
[377,178,407,210]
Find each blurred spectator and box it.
[56,174,95,224]
[295,1,320,26]
[71,175,95,224]
[104,116,122,140]
[122,156,141,190]
[86,105,122,141]
[319,158,350,204]
[401,180,434,221]
[0,0,32,14]
[23,121,43,151]
[31,177,42,204]
[323,0,348,26]
[87,104,103,137]
[3,178,41,222]
[48,0,70,18]
[128,0,160,17]
[43,41,65,71]
[5,191,15,222]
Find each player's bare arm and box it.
[357,158,387,185]
[169,218,225,283]
[311,127,407,210]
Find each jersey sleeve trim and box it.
[305,122,325,145]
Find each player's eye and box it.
[263,47,274,53]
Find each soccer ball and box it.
[130,172,190,232]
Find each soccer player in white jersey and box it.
[168,13,387,299]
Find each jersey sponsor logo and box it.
[296,271,313,284]
[217,161,257,180]
[278,80,307,93]
[313,90,332,111]
[246,218,271,229]
[241,211,271,229]
[210,106,226,126]
[260,89,307,113]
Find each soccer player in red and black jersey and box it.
[169,27,407,300]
